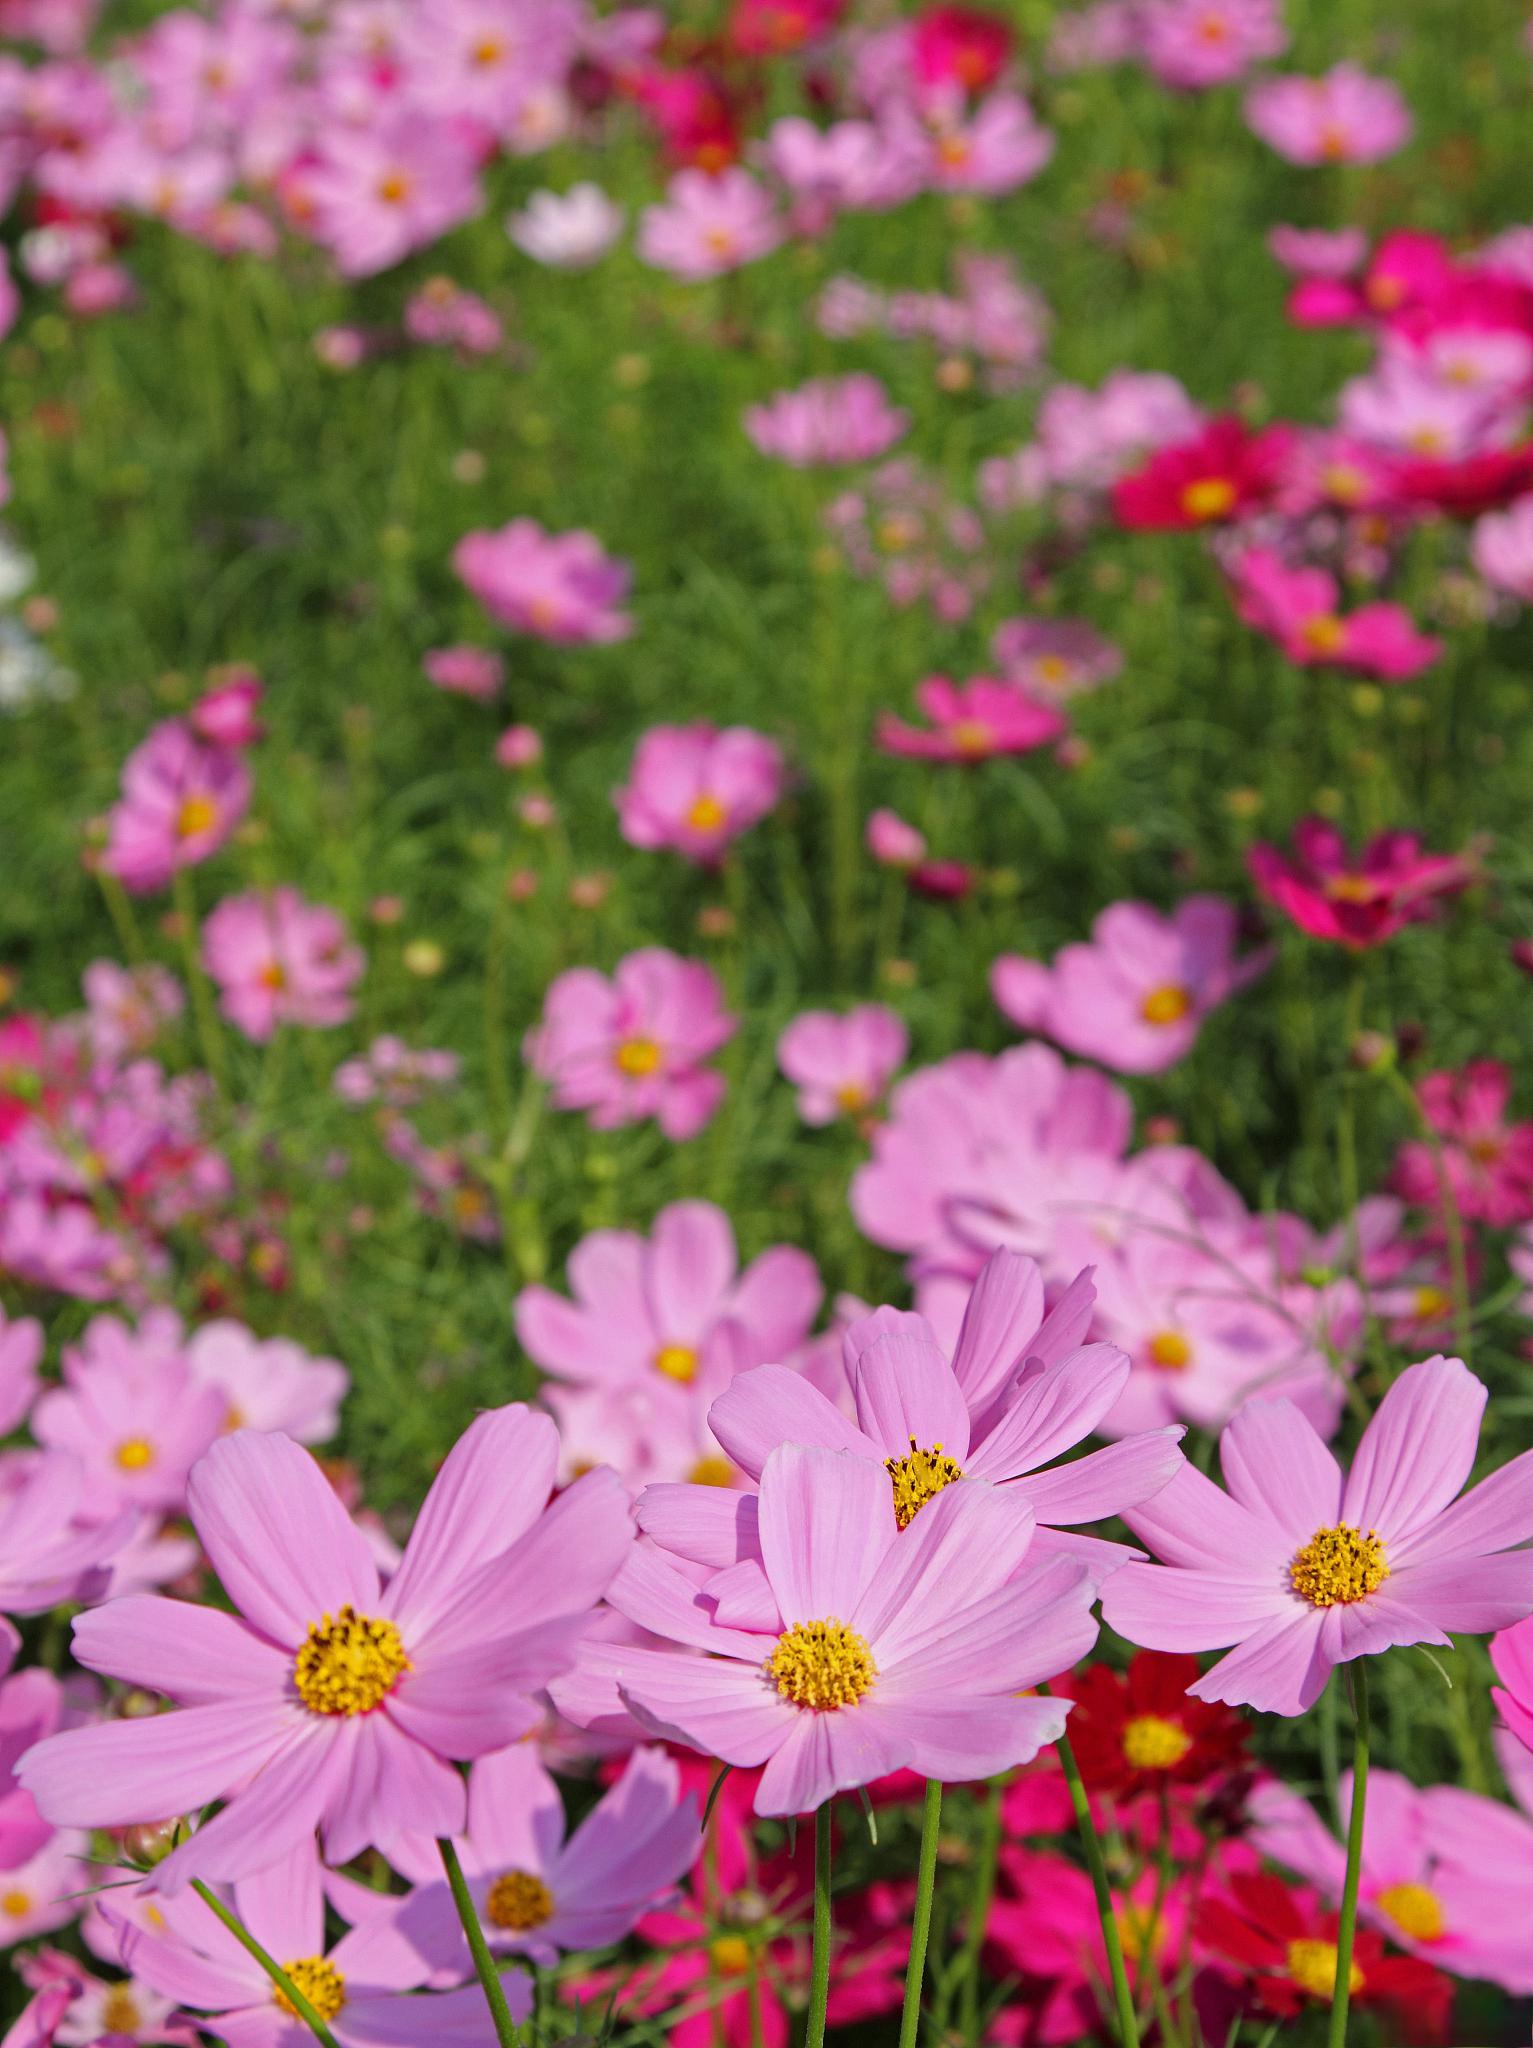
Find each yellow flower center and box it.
[1140,983,1192,1026]
[485,1869,554,1931]
[274,1957,347,2021]
[259,960,287,990]
[1412,1285,1451,1321]
[1286,1938,1361,2001]
[1121,1714,1193,1771]
[293,1606,410,1715]
[1289,1524,1389,1608]
[688,1454,735,1487]
[1376,1881,1443,1942]
[654,1343,699,1383]
[1148,1330,1192,1371]
[176,794,219,838]
[1323,463,1368,504]
[471,35,506,64]
[768,1619,877,1709]
[101,1988,143,2033]
[950,719,994,758]
[377,170,413,205]
[835,1081,869,1114]
[1180,477,1237,522]
[1408,425,1447,457]
[686,793,727,833]
[1,1890,31,1918]
[1196,10,1229,38]
[885,1438,964,1529]
[115,1436,156,1471]
[703,227,737,258]
[1318,125,1351,163]
[711,1934,753,1975]
[937,133,972,170]
[614,1036,662,1077]
[1301,613,1346,655]
[1115,1901,1166,1965]
[1035,654,1073,685]
[1326,874,1377,904]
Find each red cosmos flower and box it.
[1111,417,1294,531]
[729,0,843,54]
[1392,442,1533,518]
[629,67,743,171]
[911,5,1013,93]
[1247,818,1476,949]
[1392,1060,1533,1228]
[877,675,1066,762]
[1055,1652,1249,1800]
[1197,1872,1453,2042]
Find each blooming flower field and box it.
[2,0,1533,2043]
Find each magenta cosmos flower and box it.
[103,1841,525,2044]
[614,723,786,863]
[1244,64,1413,165]
[743,375,910,467]
[100,720,250,896]
[637,168,782,281]
[1392,1061,1533,1227]
[453,518,633,646]
[202,888,365,1042]
[366,1745,699,1979]
[876,675,1065,762]
[777,1004,908,1124]
[581,1443,1099,1813]
[992,895,1269,1075]
[1231,548,1441,681]
[1247,817,1475,949]
[19,1410,633,1890]
[1101,1355,1533,1715]
[525,948,736,1141]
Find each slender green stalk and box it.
[1327,1667,1370,2048]
[898,1778,943,2048]
[956,1776,1004,2043]
[190,1879,342,2048]
[438,1836,522,2048]
[170,864,229,1094]
[1057,1733,1140,2048]
[805,1803,833,2048]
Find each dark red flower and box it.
[1111,417,1294,531]
[1055,1652,1249,1800]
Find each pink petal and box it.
[966,1346,1131,1483]
[387,1626,584,1756]
[863,1694,1069,1785]
[329,1713,466,1864]
[852,1327,972,1462]
[709,1365,878,1481]
[1218,1399,1343,1543]
[1011,1429,1183,1526]
[152,1721,351,1893]
[343,1983,533,2045]
[729,1247,824,1355]
[753,1707,901,1816]
[607,1545,773,1659]
[1122,1461,1292,1572]
[644,1202,737,1342]
[758,1445,895,1626]
[110,1906,263,2012]
[466,1745,565,1872]
[948,1250,1046,1416]
[1342,1355,1485,1543]
[1101,1562,1291,1651]
[707,1558,783,1633]
[19,1698,293,1831]
[1381,1553,1533,1636]
[851,1479,1035,1657]
[232,1842,325,1963]
[1393,1444,1533,1568]
[635,1482,760,1567]
[876,1554,1097,1697]
[1190,1609,1332,1716]
[619,1648,796,1767]
[70,1597,287,1704]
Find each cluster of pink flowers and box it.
[743,374,909,467]
[817,252,1049,391]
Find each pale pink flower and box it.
[0,1452,133,1660]
[777,1006,908,1124]
[185,1320,348,1444]
[1138,0,1286,87]
[305,113,483,278]
[922,89,1054,194]
[1244,64,1414,165]
[1030,370,1205,492]
[1231,547,1442,680]
[614,723,785,861]
[991,617,1122,697]
[1267,224,1368,277]
[333,1036,460,1107]
[865,807,926,867]
[201,888,365,1042]
[1339,360,1519,461]
[100,720,251,896]
[638,168,782,281]
[525,948,736,1140]
[77,961,183,1063]
[402,278,502,355]
[494,724,542,770]
[421,644,504,699]
[0,1830,88,1946]
[454,518,633,645]
[1472,494,1533,601]
[508,183,624,268]
[744,374,909,467]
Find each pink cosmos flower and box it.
[990,617,1122,698]
[0,1668,74,1874]
[515,1198,822,1478]
[202,888,365,1042]
[333,1038,460,1108]
[1,1984,72,2048]
[1250,1769,1533,1991]
[1392,1061,1533,1227]
[1244,64,1413,165]
[585,1442,1099,1814]
[185,1320,349,1444]
[921,90,1055,196]
[77,961,183,1064]
[453,518,633,645]
[15,1953,194,2048]
[743,374,909,467]
[777,1006,908,1124]
[1247,819,1476,948]
[191,671,264,750]
[615,723,786,862]
[638,168,782,281]
[525,948,737,1141]
[1137,0,1286,89]
[368,1745,699,1977]
[0,1829,88,1947]
[305,113,483,279]
[1268,225,1368,277]
[1230,548,1441,681]
[102,1841,526,2042]
[402,279,503,356]
[1471,494,1533,601]
[992,897,1269,1075]
[19,1410,634,1890]
[0,1453,134,1662]
[876,675,1066,762]
[422,645,504,699]
[0,1308,41,1437]
[1339,360,1519,462]
[508,184,625,269]
[1102,1355,1533,1714]
[101,720,251,896]
[865,808,926,867]
[1025,371,1205,495]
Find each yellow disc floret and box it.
[485,1870,555,1932]
[1147,1331,1192,1371]
[1289,1525,1389,1608]
[1140,984,1193,1026]
[293,1606,410,1716]
[1286,1938,1361,2001]
[654,1344,699,1383]
[1121,1714,1193,1771]
[115,1437,156,1471]
[768,1619,877,1710]
[686,794,727,833]
[615,1037,662,1078]
[1377,1881,1444,1943]
[274,1957,346,2021]
[885,1438,964,1529]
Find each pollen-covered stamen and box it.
[115,1437,155,1471]
[768,1619,876,1710]
[176,795,219,839]
[1147,1330,1192,1371]
[1377,1882,1444,1943]
[293,1606,410,1715]
[1286,1937,1361,2000]
[885,1437,963,1528]
[614,1036,662,1078]
[653,1343,698,1383]
[1180,476,1237,522]
[1289,1524,1389,1608]
[685,793,727,833]
[100,1988,143,2034]
[485,1869,554,1932]
[1140,983,1192,1026]
[1121,1713,1192,1771]
[274,1957,347,2020]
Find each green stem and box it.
[805,1803,833,2048]
[170,864,229,1094]
[190,1880,343,2048]
[956,1776,1003,2043]
[1327,1666,1370,2048]
[1057,1733,1140,2048]
[899,1779,943,2048]
[438,1836,522,2048]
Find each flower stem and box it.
[805,1802,833,2048]
[170,864,229,1094]
[438,1836,522,2048]
[899,1778,943,2048]
[190,1880,343,2048]
[1057,1732,1140,2048]
[956,1776,1003,2043]
[1327,1665,1370,2048]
